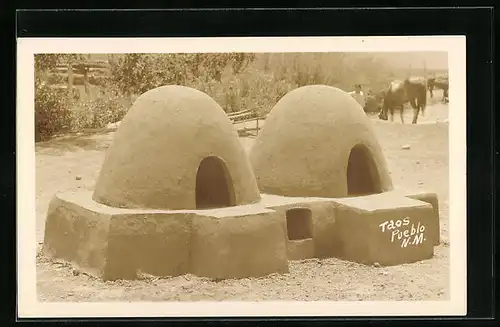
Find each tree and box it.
[107,53,256,97]
[34,54,87,77]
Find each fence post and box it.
[66,63,74,130]
[83,64,90,97]
[256,113,259,135]
[67,63,74,102]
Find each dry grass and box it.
[35,100,450,302]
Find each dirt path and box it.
[35,117,450,302]
[370,101,449,125]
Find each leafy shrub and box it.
[34,79,72,141]
[70,94,129,130]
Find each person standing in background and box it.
[225,85,240,113]
[348,84,366,109]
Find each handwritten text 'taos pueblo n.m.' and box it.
[379,217,426,248]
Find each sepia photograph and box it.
[17,36,466,317]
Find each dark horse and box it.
[378,78,427,124]
[427,76,449,103]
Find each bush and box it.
[70,94,129,130]
[186,67,292,116]
[35,79,72,141]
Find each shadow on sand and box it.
[35,129,115,156]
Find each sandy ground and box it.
[35,102,450,302]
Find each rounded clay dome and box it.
[249,85,394,198]
[93,85,261,210]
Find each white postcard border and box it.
[17,36,467,318]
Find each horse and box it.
[378,78,427,124]
[427,76,449,103]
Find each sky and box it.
[371,52,449,70]
[88,51,449,71]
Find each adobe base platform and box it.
[43,189,440,281]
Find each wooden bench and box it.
[227,108,258,122]
[227,108,266,137]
